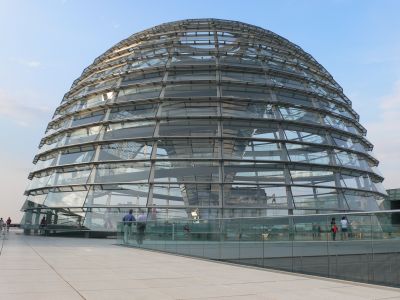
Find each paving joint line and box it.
[23,238,87,300]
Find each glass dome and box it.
[21,19,386,231]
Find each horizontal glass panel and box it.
[94,162,151,183]
[223,120,280,139]
[164,84,217,97]
[221,71,266,84]
[27,174,53,190]
[86,80,118,94]
[159,119,218,137]
[52,166,92,186]
[64,126,101,146]
[99,141,152,161]
[117,86,161,102]
[340,173,375,191]
[275,91,313,108]
[71,110,105,127]
[221,101,275,119]
[44,191,88,207]
[335,150,371,171]
[344,191,380,211]
[223,184,287,207]
[81,92,113,110]
[224,162,286,184]
[109,103,158,121]
[45,118,70,136]
[156,139,220,159]
[160,101,218,117]
[279,107,321,124]
[284,129,327,144]
[59,147,95,165]
[103,121,155,140]
[286,143,330,165]
[85,184,149,206]
[167,70,215,81]
[219,55,263,68]
[291,186,341,209]
[221,85,270,100]
[222,140,285,161]
[121,71,164,86]
[332,134,367,153]
[290,169,336,186]
[130,57,167,69]
[153,183,220,207]
[153,161,219,182]
[33,153,59,172]
[170,55,215,66]
[26,194,47,205]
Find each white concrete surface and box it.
[1,229,399,300]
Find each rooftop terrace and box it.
[1,229,399,299]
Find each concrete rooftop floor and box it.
[1,229,400,300]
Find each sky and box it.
[0,0,399,222]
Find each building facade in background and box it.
[21,19,386,231]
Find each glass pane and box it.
[85,184,149,206]
[156,139,220,159]
[223,184,287,207]
[221,85,270,100]
[44,191,88,207]
[290,169,336,186]
[159,119,218,137]
[59,147,95,165]
[164,84,217,97]
[221,101,275,119]
[286,143,330,165]
[117,86,161,102]
[103,121,155,140]
[109,103,158,121]
[153,161,219,183]
[291,186,341,209]
[71,110,105,127]
[99,141,153,161]
[223,140,284,161]
[223,120,280,139]
[94,162,151,183]
[160,101,218,117]
[224,162,286,184]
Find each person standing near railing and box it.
[136,210,147,245]
[122,209,136,244]
[340,216,348,240]
[0,218,4,233]
[6,217,11,232]
[330,218,338,241]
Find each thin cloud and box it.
[0,89,51,127]
[365,80,400,189]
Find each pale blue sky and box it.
[1,0,399,221]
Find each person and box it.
[40,216,47,235]
[136,210,147,245]
[122,209,135,244]
[330,218,338,241]
[6,217,11,232]
[340,216,349,240]
[0,218,4,232]
[104,208,113,230]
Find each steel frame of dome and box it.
[21,18,386,231]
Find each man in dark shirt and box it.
[122,209,135,244]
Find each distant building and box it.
[21,19,386,232]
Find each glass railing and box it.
[117,210,400,287]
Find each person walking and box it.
[0,218,4,233]
[6,217,11,232]
[340,216,349,240]
[122,209,135,244]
